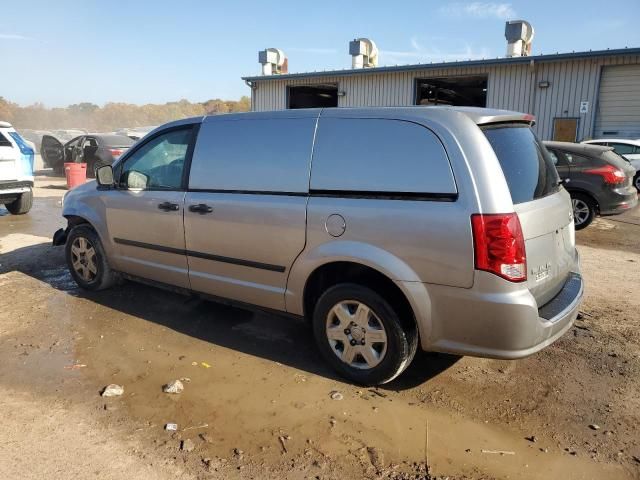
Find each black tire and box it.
[65,224,117,291]
[634,173,640,192]
[571,192,596,230]
[5,189,33,215]
[312,283,418,386]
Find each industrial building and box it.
[243,24,640,142]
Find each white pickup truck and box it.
[0,121,35,214]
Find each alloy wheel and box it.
[572,198,590,227]
[70,236,98,282]
[325,301,388,370]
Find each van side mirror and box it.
[96,165,114,187]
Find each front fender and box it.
[62,182,111,251]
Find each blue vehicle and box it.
[0,121,34,214]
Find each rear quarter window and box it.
[565,152,592,166]
[310,118,457,195]
[0,132,13,147]
[483,125,559,204]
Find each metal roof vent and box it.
[505,20,534,57]
[258,48,288,75]
[349,38,378,69]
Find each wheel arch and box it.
[566,188,600,213]
[286,241,432,347]
[65,214,92,228]
[303,262,414,321]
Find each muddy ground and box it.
[0,175,639,480]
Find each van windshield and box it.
[483,124,559,204]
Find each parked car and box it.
[41,134,134,176]
[544,141,637,230]
[115,126,157,141]
[54,107,583,385]
[0,121,34,215]
[581,139,640,190]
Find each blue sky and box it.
[1,0,639,107]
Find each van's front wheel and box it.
[312,284,417,386]
[65,225,117,291]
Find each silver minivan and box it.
[54,107,583,385]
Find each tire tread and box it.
[5,189,33,215]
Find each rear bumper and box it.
[599,191,638,215]
[413,254,583,359]
[0,180,33,196]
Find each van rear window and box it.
[483,124,559,204]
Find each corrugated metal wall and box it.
[594,64,640,138]
[251,54,640,141]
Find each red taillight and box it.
[584,165,626,184]
[471,213,527,282]
[108,148,123,158]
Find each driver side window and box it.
[119,128,192,190]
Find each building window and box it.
[288,84,338,109]
[415,75,488,107]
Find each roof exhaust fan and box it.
[349,38,378,69]
[505,20,534,57]
[258,48,288,75]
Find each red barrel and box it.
[64,163,87,189]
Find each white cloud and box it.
[0,33,33,40]
[439,2,516,20]
[381,36,491,65]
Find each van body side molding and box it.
[309,189,458,202]
[187,188,458,201]
[113,238,286,273]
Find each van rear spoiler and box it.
[446,107,536,127]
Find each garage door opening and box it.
[415,76,488,107]
[288,84,338,109]
[594,65,640,138]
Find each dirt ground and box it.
[0,175,639,480]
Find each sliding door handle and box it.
[158,201,180,212]
[189,203,213,214]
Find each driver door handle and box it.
[189,203,213,214]
[158,201,180,212]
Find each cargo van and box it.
[54,107,583,385]
[0,121,35,215]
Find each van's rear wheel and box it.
[5,189,33,215]
[571,193,596,230]
[312,284,417,386]
[65,224,117,291]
